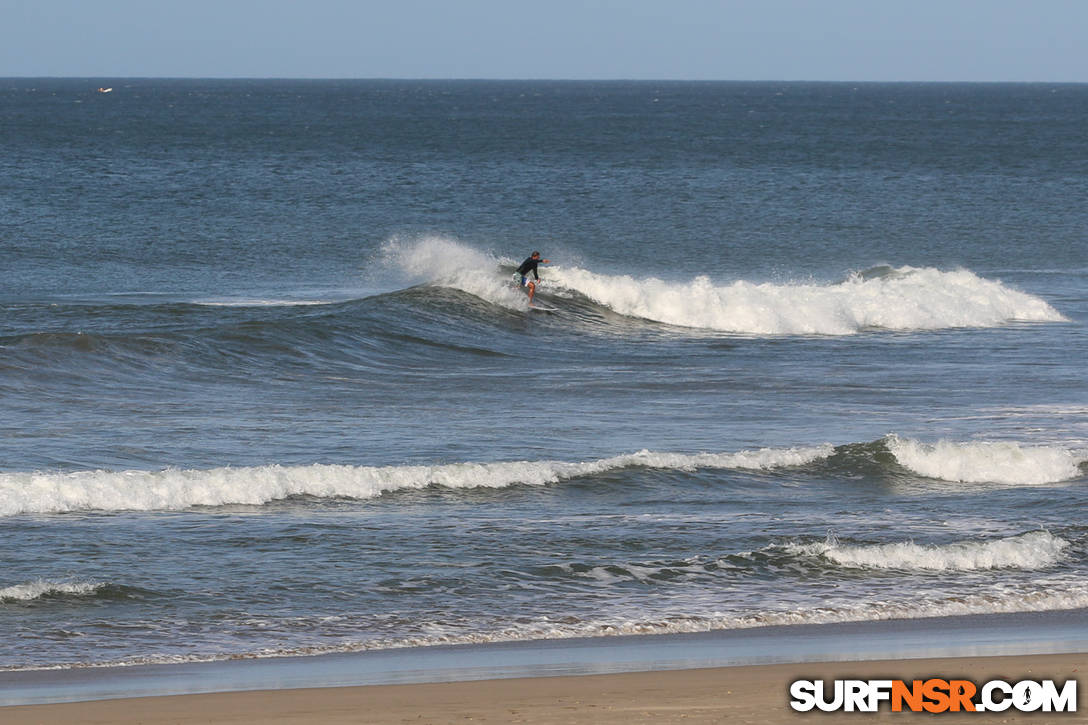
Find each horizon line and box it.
[5,76,1088,85]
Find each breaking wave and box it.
[785,531,1070,571]
[885,435,1086,485]
[13,580,1088,671]
[379,236,1067,334]
[0,445,833,516]
[0,579,105,602]
[379,235,529,311]
[4,435,1084,516]
[547,265,1065,334]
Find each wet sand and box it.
[2,652,1083,724]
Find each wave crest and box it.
[0,445,833,515]
[886,435,1086,485]
[545,265,1065,334]
[0,579,104,602]
[785,531,1069,571]
[376,238,1066,334]
[380,235,528,311]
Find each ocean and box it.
[1,79,1086,686]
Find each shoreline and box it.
[2,608,1086,711]
[2,652,1084,724]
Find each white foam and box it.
[544,265,1066,334]
[886,435,1085,485]
[379,235,528,310]
[378,238,1065,333]
[699,582,1088,633]
[332,578,1088,647]
[786,531,1069,571]
[0,445,834,516]
[15,581,1088,671]
[0,579,103,602]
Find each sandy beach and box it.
[2,652,1083,724]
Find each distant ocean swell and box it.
[2,438,1083,516]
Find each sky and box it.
[2,0,1087,82]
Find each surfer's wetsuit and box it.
[517,256,542,286]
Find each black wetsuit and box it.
[517,257,542,283]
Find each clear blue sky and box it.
[3,0,1087,82]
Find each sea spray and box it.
[378,235,528,310]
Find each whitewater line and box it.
[378,237,1067,334]
[0,445,834,516]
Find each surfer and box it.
[516,251,550,306]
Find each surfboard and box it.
[528,303,557,312]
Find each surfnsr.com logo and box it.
[789,678,1078,713]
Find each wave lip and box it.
[886,435,1086,485]
[380,235,530,311]
[785,531,1070,571]
[545,264,1066,334]
[0,445,834,516]
[375,238,1067,334]
[0,579,104,602]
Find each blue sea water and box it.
[0,79,1086,674]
